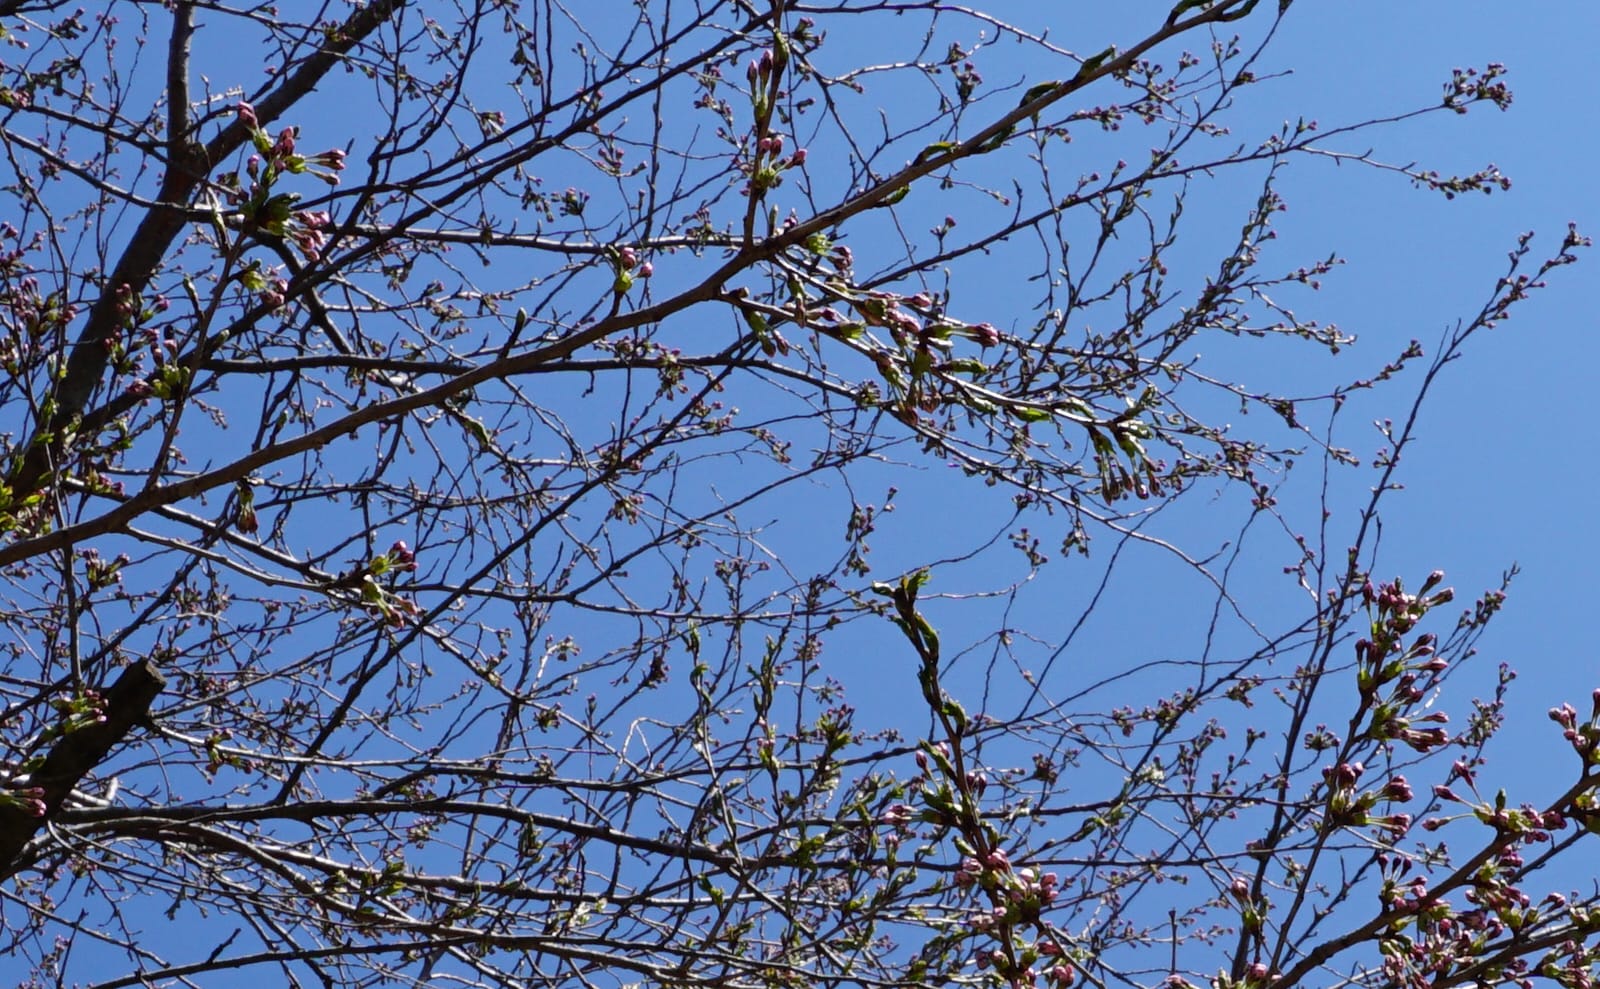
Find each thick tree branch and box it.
[0,660,165,880]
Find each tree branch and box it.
[0,660,165,880]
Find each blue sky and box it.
[1242,2,1600,760]
[10,2,1600,985]
[782,0,1600,776]
[799,2,1600,973]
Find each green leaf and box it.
[873,185,910,209]
[978,123,1016,153]
[1017,80,1062,127]
[913,141,957,166]
[1011,406,1051,423]
[1073,45,1117,82]
[1116,429,1147,461]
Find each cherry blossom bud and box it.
[312,148,347,171]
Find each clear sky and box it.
[799,3,1600,971]
[9,2,1600,985]
[789,0,1600,784]
[1228,2,1600,765]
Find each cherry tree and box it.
[0,1,1593,987]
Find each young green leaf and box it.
[1073,45,1117,82]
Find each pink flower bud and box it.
[313,148,347,171]
[236,100,258,128]
[274,126,298,156]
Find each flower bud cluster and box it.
[222,102,346,270]
[80,546,132,591]
[1547,689,1600,765]
[738,130,807,198]
[1353,573,1456,754]
[1316,760,1414,837]
[0,784,47,818]
[1,267,79,360]
[357,539,423,627]
[1442,62,1511,113]
[745,45,786,118]
[100,281,187,400]
[610,245,653,293]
